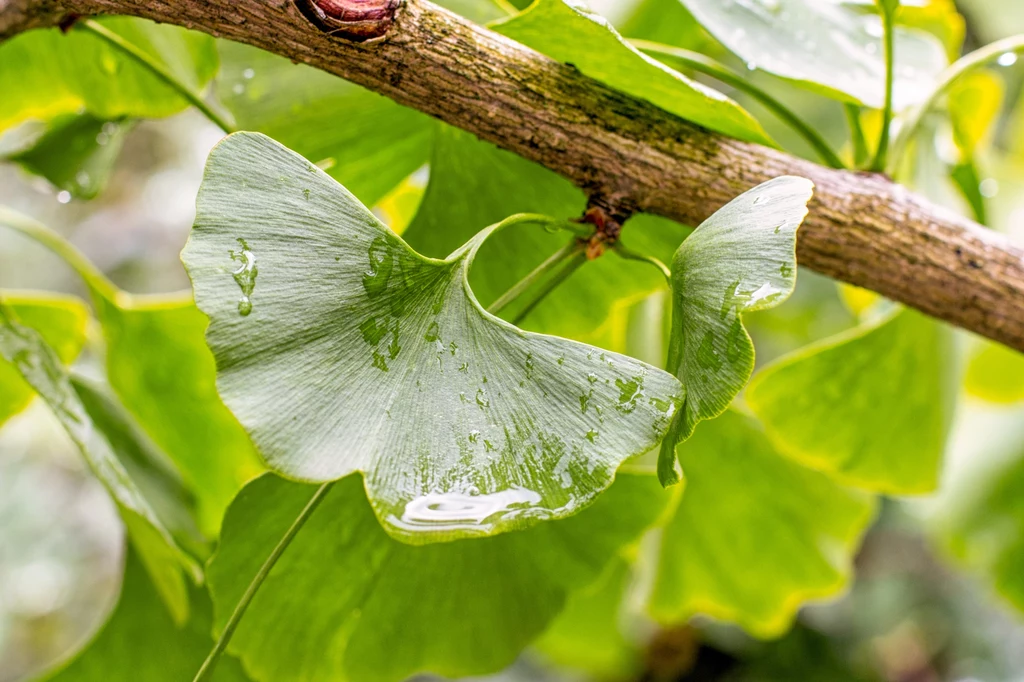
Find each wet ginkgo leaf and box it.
[0,307,200,623]
[658,176,813,485]
[182,132,683,543]
[677,0,948,110]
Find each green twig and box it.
[870,3,897,172]
[0,207,120,301]
[77,19,236,134]
[889,34,1024,174]
[512,248,588,325]
[488,239,584,316]
[192,482,334,682]
[633,40,846,169]
[844,104,869,168]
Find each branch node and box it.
[577,197,633,260]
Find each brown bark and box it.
[3,0,1023,351]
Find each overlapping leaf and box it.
[183,132,683,543]
[747,308,955,494]
[492,0,774,145]
[965,342,1024,404]
[677,0,948,109]
[0,307,199,623]
[649,410,875,637]
[0,293,88,426]
[208,471,667,682]
[0,18,217,132]
[659,176,813,484]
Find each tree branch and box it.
[4,0,1024,352]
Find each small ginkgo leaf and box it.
[0,306,200,623]
[182,132,683,543]
[965,341,1024,404]
[492,0,774,146]
[0,292,88,427]
[747,308,956,494]
[658,176,813,485]
[649,410,875,638]
[208,471,667,682]
[677,0,948,110]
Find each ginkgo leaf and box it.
[208,471,668,682]
[217,41,432,207]
[747,308,955,494]
[0,306,200,624]
[492,0,774,146]
[0,17,217,133]
[677,0,948,110]
[0,292,88,427]
[402,125,686,340]
[648,410,875,638]
[42,548,249,682]
[5,115,133,199]
[658,176,813,485]
[183,132,683,543]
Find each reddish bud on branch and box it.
[293,0,401,41]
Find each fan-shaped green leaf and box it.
[0,18,217,133]
[208,471,667,682]
[649,410,875,638]
[0,293,88,426]
[747,308,955,494]
[492,0,774,145]
[658,176,813,485]
[0,307,200,624]
[41,548,249,682]
[182,132,682,543]
[677,0,948,109]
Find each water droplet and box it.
[475,387,489,409]
[696,331,723,372]
[243,67,256,79]
[525,352,535,380]
[450,341,459,356]
[363,237,393,298]
[579,392,591,413]
[230,238,258,317]
[388,487,544,534]
[95,131,109,146]
[587,373,598,384]
[557,356,564,366]
[75,171,91,188]
[424,321,440,342]
[303,188,310,200]
[359,318,388,346]
[615,377,640,407]
[779,262,793,278]
[586,430,599,443]
[56,191,71,204]
[979,178,999,198]
[468,430,480,443]
[371,351,389,372]
[998,52,1019,68]
[232,83,245,95]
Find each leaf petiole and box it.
[192,481,335,682]
[76,19,236,134]
[870,0,897,172]
[633,40,846,169]
[612,243,671,286]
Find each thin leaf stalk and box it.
[76,19,236,134]
[633,40,846,169]
[192,481,335,682]
[870,2,896,172]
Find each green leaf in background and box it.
[533,557,639,677]
[402,125,686,340]
[659,176,813,484]
[0,18,217,133]
[492,0,775,146]
[747,308,955,495]
[945,447,1024,612]
[649,410,875,638]
[677,0,948,109]
[0,307,199,624]
[896,0,965,59]
[41,548,249,682]
[208,471,667,682]
[965,342,1024,404]
[91,293,264,536]
[183,132,682,543]
[947,70,1004,224]
[4,115,133,200]
[217,41,432,208]
[0,293,88,427]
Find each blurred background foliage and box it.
[1,0,1024,680]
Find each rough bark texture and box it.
[3,0,1024,351]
